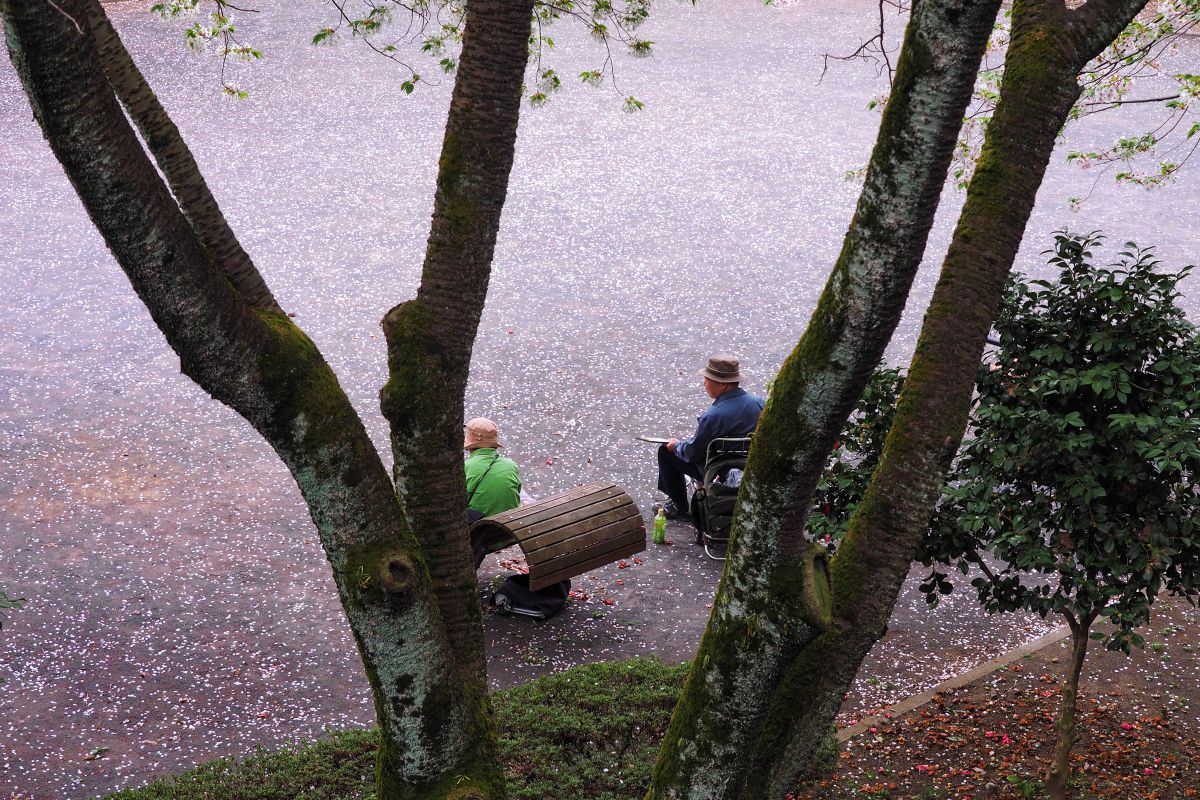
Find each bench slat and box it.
[510,495,632,541]
[531,528,645,575]
[524,516,644,564]
[529,535,647,590]
[505,488,627,533]
[490,482,617,526]
[520,505,641,557]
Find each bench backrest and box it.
[470,481,646,591]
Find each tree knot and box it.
[378,553,415,595]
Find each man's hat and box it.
[464,417,503,450]
[698,354,745,383]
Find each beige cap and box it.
[464,417,502,450]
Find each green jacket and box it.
[464,448,522,518]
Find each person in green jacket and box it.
[464,417,522,520]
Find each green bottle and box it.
[653,506,667,544]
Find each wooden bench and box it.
[469,481,646,591]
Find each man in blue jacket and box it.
[658,354,765,520]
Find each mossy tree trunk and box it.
[646,2,1002,797]
[2,0,529,797]
[380,0,534,692]
[740,1,1149,795]
[376,0,534,794]
[1046,609,1098,800]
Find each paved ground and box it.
[1,1,1196,798]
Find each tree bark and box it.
[646,2,1001,797]
[380,0,534,690]
[744,0,1148,794]
[2,2,507,796]
[1046,611,1096,800]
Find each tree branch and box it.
[380,0,535,689]
[45,0,83,33]
[1081,93,1181,110]
[649,1,1005,795]
[1068,0,1151,63]
[81,0,283,314]
[968,549,999,583]
[2,7,510,794]
[821,0,901,83]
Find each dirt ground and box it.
[796,596,1200,800]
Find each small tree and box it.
[920,231,1200,800]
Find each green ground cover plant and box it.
[105,658,689,800]
[104,627,1200,800]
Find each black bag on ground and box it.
[691,480,740,542]
[491,574,570,619]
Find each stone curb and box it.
[837,625,1072,743]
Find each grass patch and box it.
[499,657,687,799]
[105,728,377,800]
[104,657,689,800]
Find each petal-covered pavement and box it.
[2,2,1197,798]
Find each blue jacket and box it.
[677,387,765,464]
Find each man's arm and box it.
[675,409,720,464]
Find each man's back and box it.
[676,387,765,466]
[465,447,522,517]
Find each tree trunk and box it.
[646,2,1002,797]
[1046,613,1095,800]
[2,1,508,796]
[743,1,1148,794]
[380,0,534,690]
